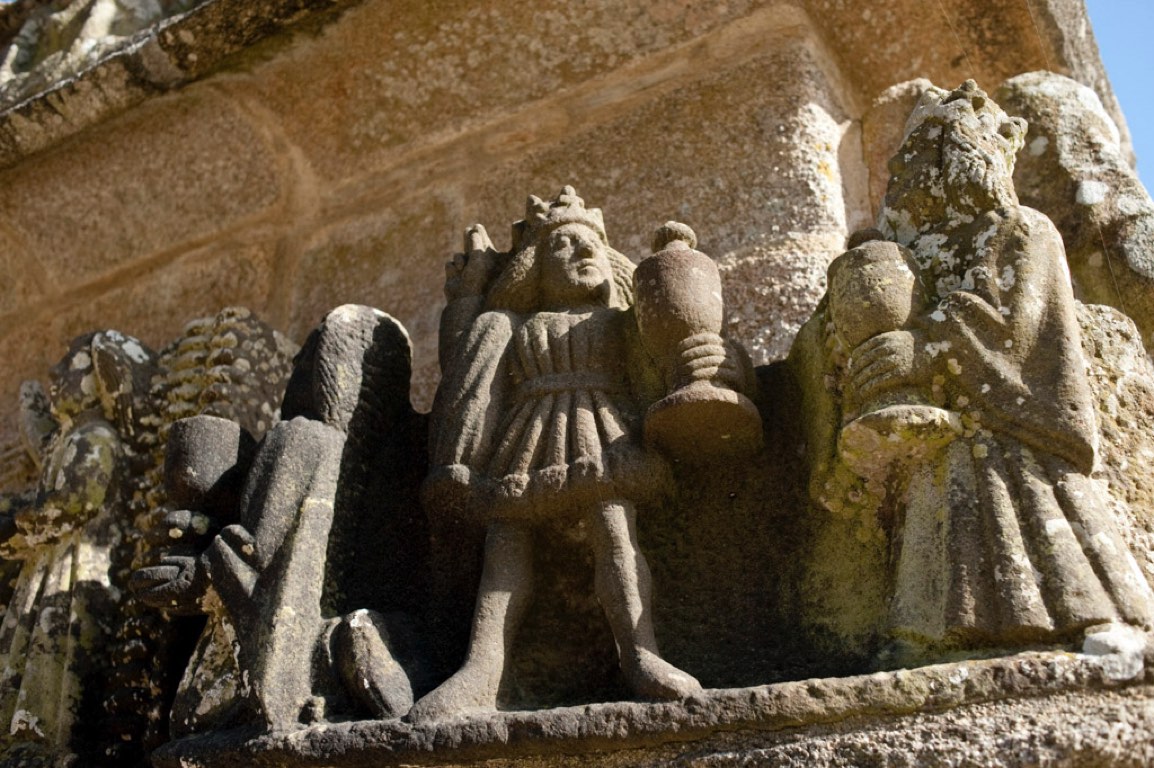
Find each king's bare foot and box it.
[406,664,499,724]
[622,649,702,700]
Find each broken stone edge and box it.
[151,648,1148,767]
[0,0,354,170]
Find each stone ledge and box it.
[0,0,352,170]
[152,648,1149,767]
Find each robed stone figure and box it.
[797,81,1154,659]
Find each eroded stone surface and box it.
[0,0,356,168]
[241,0,776,186]
[0,226,42,318]
[1080,304,1154,585]
[0,0,206,105]
[802,0,1131,160]
[716,235,841,365]
[49,242,279,347]
[997,71,1154,350]
[150,650,1151,767]
[0,90,282,289]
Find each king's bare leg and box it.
[589,499,701,700]
[408,521,532,721]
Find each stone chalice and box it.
[827,234,961,482]
[634,222,762,462]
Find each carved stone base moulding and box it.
[151,649,1150,767]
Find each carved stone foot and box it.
[621,649,702,701]
[406,664,499,724]
[333,610,414,720]
[873,636,934,671]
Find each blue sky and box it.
[1086,0,1153,182]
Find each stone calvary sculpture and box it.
[413,191,760,720]
[794,80,1154,665]
[133,305,430,734]
[4,81,1154,768]
[0,331,159,761]
[130,187,762,733]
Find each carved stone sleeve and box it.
[425,310,517,513]
[437,296,487,377]
[921,208,1097,472]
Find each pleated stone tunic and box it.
[426,306,669,523]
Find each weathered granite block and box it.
[46,242,279,348]
[0,89,283,289]
[240,0,788,185]
[0,226,42,318]
[289,201,454,412]
[998,71,1154,349]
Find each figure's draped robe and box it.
[426,307,668,523]
[0,419,122,744]
[891,207,1154,646]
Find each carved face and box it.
[939,98,1023,207]
[539,223,613,308]
[882,83,1026,243]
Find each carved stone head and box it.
[881,80,1028,244]
[47,330,157,433]
[485,186,636,313]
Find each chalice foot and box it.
[643,383,762,463]
[837,404,961,482]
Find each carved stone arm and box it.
[439,224,505,372]
[14,419,122,548]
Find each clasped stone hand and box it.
[847,329,925,405]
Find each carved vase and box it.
[827,237,960,481]
[634,222,761,461]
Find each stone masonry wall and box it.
[0,0,1128,492]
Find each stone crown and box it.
[522,185,608,244]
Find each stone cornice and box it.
[0,0,353,171]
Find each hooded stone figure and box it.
[0,331,158,761]
[799,81,1154,660]
[413,187,755,720]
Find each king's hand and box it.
[445,224,502,301]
